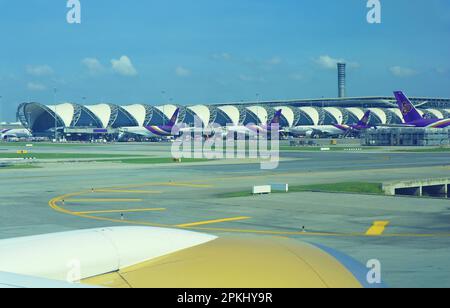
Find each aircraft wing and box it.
[179,127,225,136]
[0,271,95,288]
[0,227,383,288]
[0,227,217,286]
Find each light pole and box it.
[256,93,260,125]
[169,98,175,125]
[161,90,167,126]
[53,88,57,142]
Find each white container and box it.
[253,185,272,195]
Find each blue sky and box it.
[1,0,450,121]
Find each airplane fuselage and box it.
[333,123,372,132]
[225,124,279,137]
[0,129,32,140]
[394,91,450,129]
[289,125,344,137]
[120,125,175,138]
[407,118,450,128]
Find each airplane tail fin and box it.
[394,91,422,123]
[167,108,180,126]
[270,109,283,125]
[357,110,371,126]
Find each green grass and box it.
[218,191,254,198]
[280,146,377,152]
[396,147,450,153]
[0,153,143,160]
[289,182,383,194]
[116,157,211,164]
[280,146,338,152]
[0,152,209,164]
[218,182,383,198]
[0,164,41,170]
[0,142,99,148]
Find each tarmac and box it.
[1,142,450,287]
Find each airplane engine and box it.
[305,130,315,138]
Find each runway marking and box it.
[48,186,450,238]
[366,221,390,236]
[93,189,163,194]
[63,198,143,203]
[176,216,251,228]
[73,208,166,215]
[49,192,169,228]
[97,182,213,190]
[157,182,213,188]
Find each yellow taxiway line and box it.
[48,187,450,238]
[96,182,213,190]
[176,216,251,228]
[366,221,390,236]
[73,208,166,215]
[63,198,143,203]
[159,182,213,188]
[93,189,163,194]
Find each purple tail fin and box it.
[167,108,180,126]
[270,109,283,125]
[394,91,422,123]
[357,111,371,126]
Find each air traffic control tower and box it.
[337,62,346,98]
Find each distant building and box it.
[337,63,346,98]
[364,127,450,147]
[17,96,450,136]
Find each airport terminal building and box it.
[17,96,450,137]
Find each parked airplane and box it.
[119,108,181,138]
[120,108,224,140]
[225,109,283,137]
[1,129,32,140]
[289,111,372,138]
[288,125,342,138]
[393,91,450,128]
[0,158,29,168]
[332,110,373,134]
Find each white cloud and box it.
[82,58,105,75]
[26,65,54,76]
[389,66,417,77]
[314,55,359,70]
[175,66,191,77]
[212,53,232,61]
[266,56,282,66]
[111,55,138,77]
[315,55,343,69]
[27,82,47,91]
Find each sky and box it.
[1,0,450,121]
